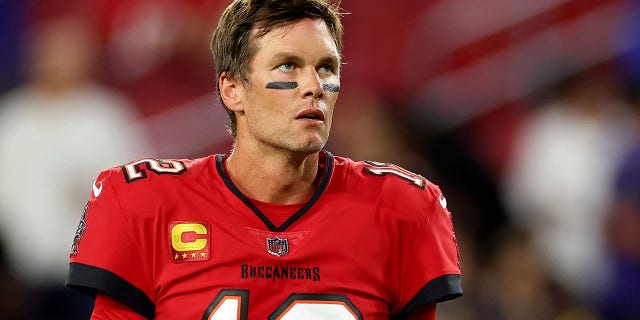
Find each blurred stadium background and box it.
[0,0,639,319]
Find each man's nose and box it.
[300,68,324,99]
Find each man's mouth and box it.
[296,109,325,121]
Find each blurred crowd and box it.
[0,0,639,319]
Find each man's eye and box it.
[318,64,335,74]
[278,63,295,72]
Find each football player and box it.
[66,0,462,318]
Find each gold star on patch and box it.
[200,252,207,258]
[182,253,188,259]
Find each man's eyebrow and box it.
[269,53,304,65]
[269,52,341,67]
[318,55,340,68]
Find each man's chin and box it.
[291,145,323,155]
[290,139,326,155]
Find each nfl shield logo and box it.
[266,237,289,257]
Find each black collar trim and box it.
[215,151,334,232]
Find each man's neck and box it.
[224,146,321,204]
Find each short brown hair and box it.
[211,0,344,137]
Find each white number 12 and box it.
[202,290,362,320]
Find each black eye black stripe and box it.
[322,83,340,92]
[265,82,340,93]
[266,82,298,90]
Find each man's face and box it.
[236,18,341,155]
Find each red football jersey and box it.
[67,151,462,319]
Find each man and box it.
[66,0,463,318]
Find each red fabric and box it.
[69,152,461,318]
[406,303,436,320]
[92,294,145,320]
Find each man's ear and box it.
[219,72,243,112]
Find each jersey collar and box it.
[215,151,335,232]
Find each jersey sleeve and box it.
[394,185,462,318]
[91,294,147,320]
[66,169,156,319]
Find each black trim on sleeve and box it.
[392,274,462,319]
[66,262,155,320]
